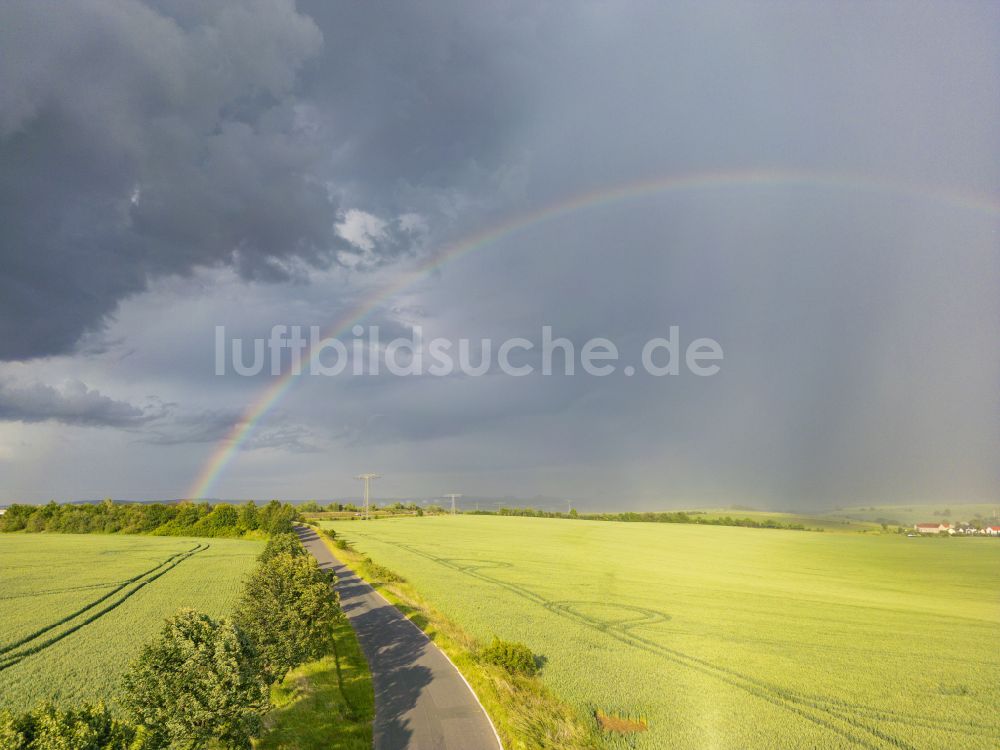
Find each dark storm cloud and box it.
[2,1,996,508]
[0,0,536,361]
[139,409,241,445]
[0,378,156,427]
[141,408,321,452]
[295,0,538,200]
[0,373,322,449]
[0,0,328,360]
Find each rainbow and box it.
[185,167,1000,499]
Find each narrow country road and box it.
[295,525,503,750]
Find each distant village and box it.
[912,521,1000,536]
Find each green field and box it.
[324,515,1000,750]
[0,534,262,710]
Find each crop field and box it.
[0,534,261,710]
[324,516,1000,749]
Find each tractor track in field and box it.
[0,581,126,600]
[348,532,996,750]
[0,543,208,672]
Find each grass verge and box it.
[255,611,374,750]
[318,533,601,750]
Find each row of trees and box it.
[0,500,300,537]
[0,531,341,749]
[469,506,812,530]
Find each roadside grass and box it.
[318,533,601,750]
[256,609,374,750]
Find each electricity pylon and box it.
[444,493,462,516]
[355,473,380,520]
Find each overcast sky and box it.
[1,0,997,510]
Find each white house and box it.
[985,526,1000,537]
[914,522,951,534]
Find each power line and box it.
[444,493,462,516]
[354,473,380,520]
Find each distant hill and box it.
[820,503,1000,526]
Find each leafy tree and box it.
[205,504,238,529]
[0,711,24,749]
[237,502,259,531]
[25,511,46,533]
[32,705,101,749]
[257,500,300,535]
[258,532,307,564]
[123,609,267,750]
[0,504,32,531]
[233,553,340,684]
[0,703,147,750]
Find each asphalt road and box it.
[296,525,503,750]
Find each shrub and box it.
[363,559,405,583]
[480,638,538,676]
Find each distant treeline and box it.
[468,507,813,531]
[0,499,301,537]
[299,500,433,515]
